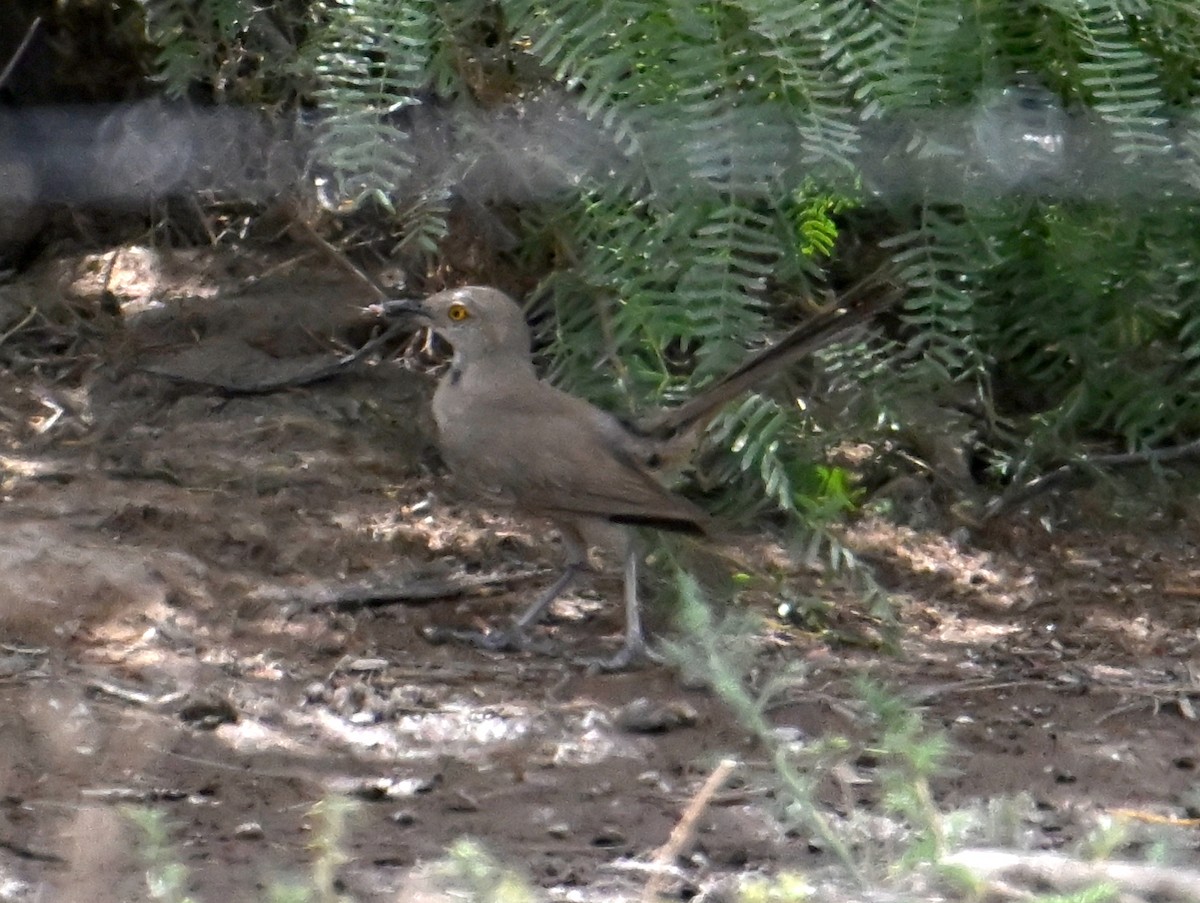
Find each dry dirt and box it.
[2,246,1200,902]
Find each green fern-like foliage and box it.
[141,0,1200,510]
[988,200,1200,450]
[499,1,883,518]
[308,0,436,210]
[144,0,303,103]
[316,0,1200,497]
[1058,0,1172,162]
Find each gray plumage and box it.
[382,276,895,667]
[392,286,705,668]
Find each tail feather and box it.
[634,267,901,446]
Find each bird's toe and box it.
[581,638,665,673]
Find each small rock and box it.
[637,771,669,791]
[348,778,394,801]
[388,775,439,798]
[546,822,571,839]
[348,774,439,801]
[772,726,805,744]
[178,695,239,730]
[233,822,264,840]
[592,825,625,847]
[390,809,417,826]
[614,697,699,734]
[583,782,613,799]
[444,791,478,812]
[344,657,389,673]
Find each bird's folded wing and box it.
[440,392,707,534]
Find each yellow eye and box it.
[447,303,470,321]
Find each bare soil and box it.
[2,246,1200,902]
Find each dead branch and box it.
[944,847,1200,903]
[137,316,410,395]
[0,305,38,348]
[983,437,1200,520]
[0,16,41,91]
[286,211,389,302]
[300,568,549,611]
[0,836,66,867]
[640,758,738,903]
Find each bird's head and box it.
[377,286,531,361]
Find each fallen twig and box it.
[301,568,549,611]
[983,437,1200,521]
[85,678,186,709]
[0,16,41,91]
[0,835,66,867]
[287,212,390,302]
[1108,808,1200,827]
[80,787,191,804]
[137,206,412,394]
[0,305,38,348]
[232,250,319,294]
[944,847,1200,902]
[640,758,738,903]
[137,315,411,395]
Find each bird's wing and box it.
[436,380,707,534]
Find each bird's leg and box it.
[472,559,584,651]
[511,561,585,632]
[588,549,664,672]
[483,527,590,649]
[428,530,588,654]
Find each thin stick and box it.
[640,758,738,903]
[983,436,1200,520]
[0,305,37,348]
[944,847,1200,901]
[137,316,411,394]
[0,16,41,91]
[288,213,389,301]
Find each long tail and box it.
[632,264,902,447]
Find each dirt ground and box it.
[2,246,1200,902]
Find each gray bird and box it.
[386,287,708,669]
[381,277,895,668]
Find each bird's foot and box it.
[474,627,542,653]
[580,637,666,673]
[421,625,556,656]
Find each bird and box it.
[378,277,895,668]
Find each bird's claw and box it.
[580,638,666,673]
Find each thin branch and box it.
[286,212,389,302]
[301,568,549,611]
[0,306,37,348]
[0,16,41,92]
[944,847,1200,902]
[640,758,738,903]
[984,437,1200,520]
[137,316,410,395]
